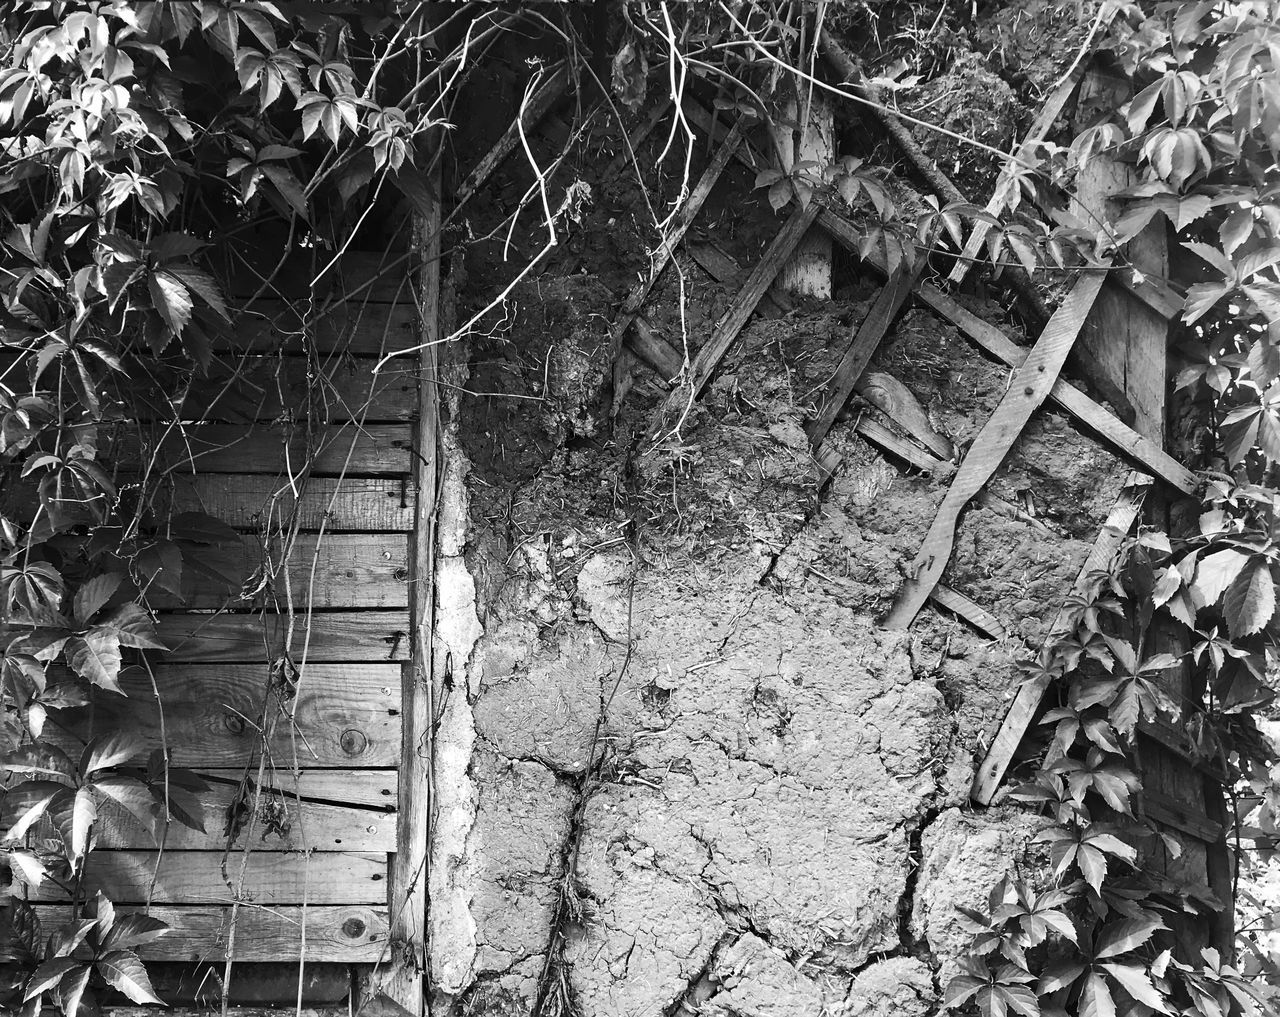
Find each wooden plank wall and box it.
[37,253,417,983]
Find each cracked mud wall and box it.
[427,75,1129,1017]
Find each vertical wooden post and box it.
[373,164,441,1017]
[771,91,833,299]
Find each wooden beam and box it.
[31,905,389,962]
[971,473,1148,803]
[31,850,387,905]
[686,239,793,316]
[857,372,954,460]
[654,202,821,430]
[884,268,1109,630]
[807,264,922,449]
[930,585,1007,641]
[152,610,411,663]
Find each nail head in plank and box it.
[32,905,389,962]
[30,850,387,905]
[883,268,1110,630]
[151,610,411,663]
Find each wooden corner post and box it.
[369,164,441,1016]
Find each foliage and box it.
[0,1,439,1011]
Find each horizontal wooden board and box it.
[163,474,415,532]
[148,533,410,610]
[55,664,401,767]
[230,299,419,356]
[90,779,394,852]
[154,611,410,663]
[32,905,389,962]
[116,423,413,475]
[197,770,397,810]
[31,851,386,905]
[137,356,416,424]
[227,249,418,303]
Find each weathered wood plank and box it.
[164,475,414,532]
[138,357,416,424]
[91,779,394,852]
[117,424,413,476]
[229,299,418,355]
[32,905,389,962]
[197,770,397,810]
[885,269,1109,629]
[154,611,410,663]
[655,203,821,430]
[857,372,954,460]
[972,473,1149,803]
[930,585,1007,641]
[147,533,410,610]
[54,664,401,768]
[31,851,387,905]
[808,264,921,449]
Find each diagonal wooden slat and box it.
[453,63,569,207]
[654,202,821,431]
[945,4,1118,287]
[882,267,1110,630]
[971,472,1148,803]
[806,263,924,449]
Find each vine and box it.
[2,1,1279,1014]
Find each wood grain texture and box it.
[90,779,394,852]
[53,664,401,768]
[808,265,922,449]
[856,372,954,459]
[31,850,387,905]
[154,611,410,663]
[138,356,417,424]
[117,423,413,476]
[884,269,1109,630]
[656,203,821,429]
[32,905,390,962]
[147,533,410,610]
[686,239,793,315]
[164,474,415,532]
[971,474,1149,803]
[230,299,418,356]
